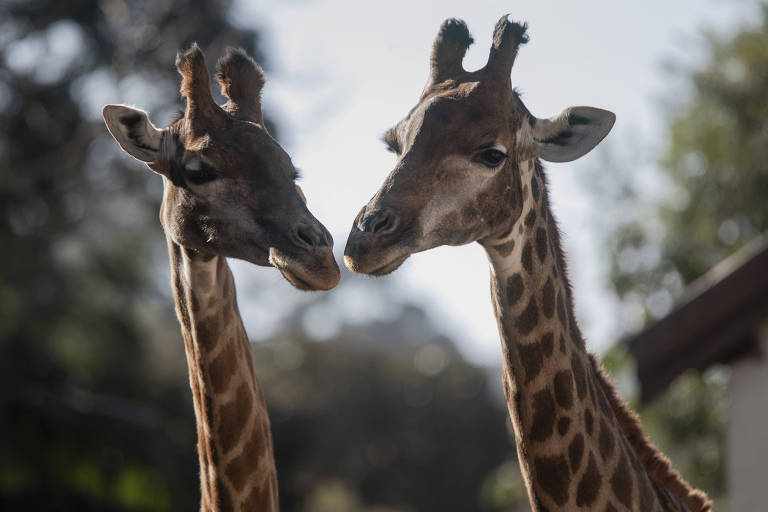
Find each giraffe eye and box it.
[477,148,507,168]
[184,162,216,185]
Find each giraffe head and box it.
[344,17,614,275]
[103,45,340,290]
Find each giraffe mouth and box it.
[346,253,409,276]
[269,247,340,291]
[278,266,316,291]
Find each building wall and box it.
[727,319,768,512]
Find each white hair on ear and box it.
[102,104,162,163]
[533,107,615,163]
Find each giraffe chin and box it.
[278,266,319,291]
[344,253,409,276]
[269,248,340,291]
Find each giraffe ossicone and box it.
[345,16,711,512]
[103,44,340,511]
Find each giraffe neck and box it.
[167,237,279,512]
[481,159,704,512]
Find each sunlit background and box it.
[235,0,758,365]
[2,0,767,510]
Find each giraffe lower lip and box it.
[278,267,315,290]
[368,254,409,276]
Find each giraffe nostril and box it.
[293,223,318,248]
[372,214,391,233]
[363,210,397,234]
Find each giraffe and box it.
[344,17,711,511]
[102,45,340,511]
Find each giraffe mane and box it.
[588,356,713,512]
[538,161,712,512]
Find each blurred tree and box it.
[593,6,768,510]
[0,0,269,509]
[608,6,768,319]
[256,293,511,512]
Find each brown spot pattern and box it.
[208,342,237,394]
[243,482,274,511]
[542,278,555,318]
[524,208,537,227]
[599,418,615,460]
[535,227,548,262]
[530,388,556,442]
[585,408,594,436]
[559,334,566,354]
[637,460,655,510]
[196,315,220,351]
[531,177,540,201]
[606,503,618,512]
[521,241,533,273]
[497,226,513,240]
[515,297,539,335]
[557,417,570,436]
[533,455,570,506]
[553,370,574,409]
[556,290,566,325]
[596,384,613,416]
[461,204,478,222]
[517,332,555,382]
[224,430,262,490]
[568,433,584,472]
[610,450,634,509]
[218,488,234,511]
[576,453,601,506]
[217,381,252,453]
[506,273,524,305]
[588,376,599,410]
[196,270,212,290]
[572,353,587,399]
[541,332,554,356]
[517,342,544,382]
[494,239,516,257]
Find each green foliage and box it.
[609,7,768,315]
[639,367,727,509]
[595,7,768,510]
[479,459,529,511]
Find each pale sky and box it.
[227,0,760,365]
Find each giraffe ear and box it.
[102,104,162,163]
[533,107,615,162]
